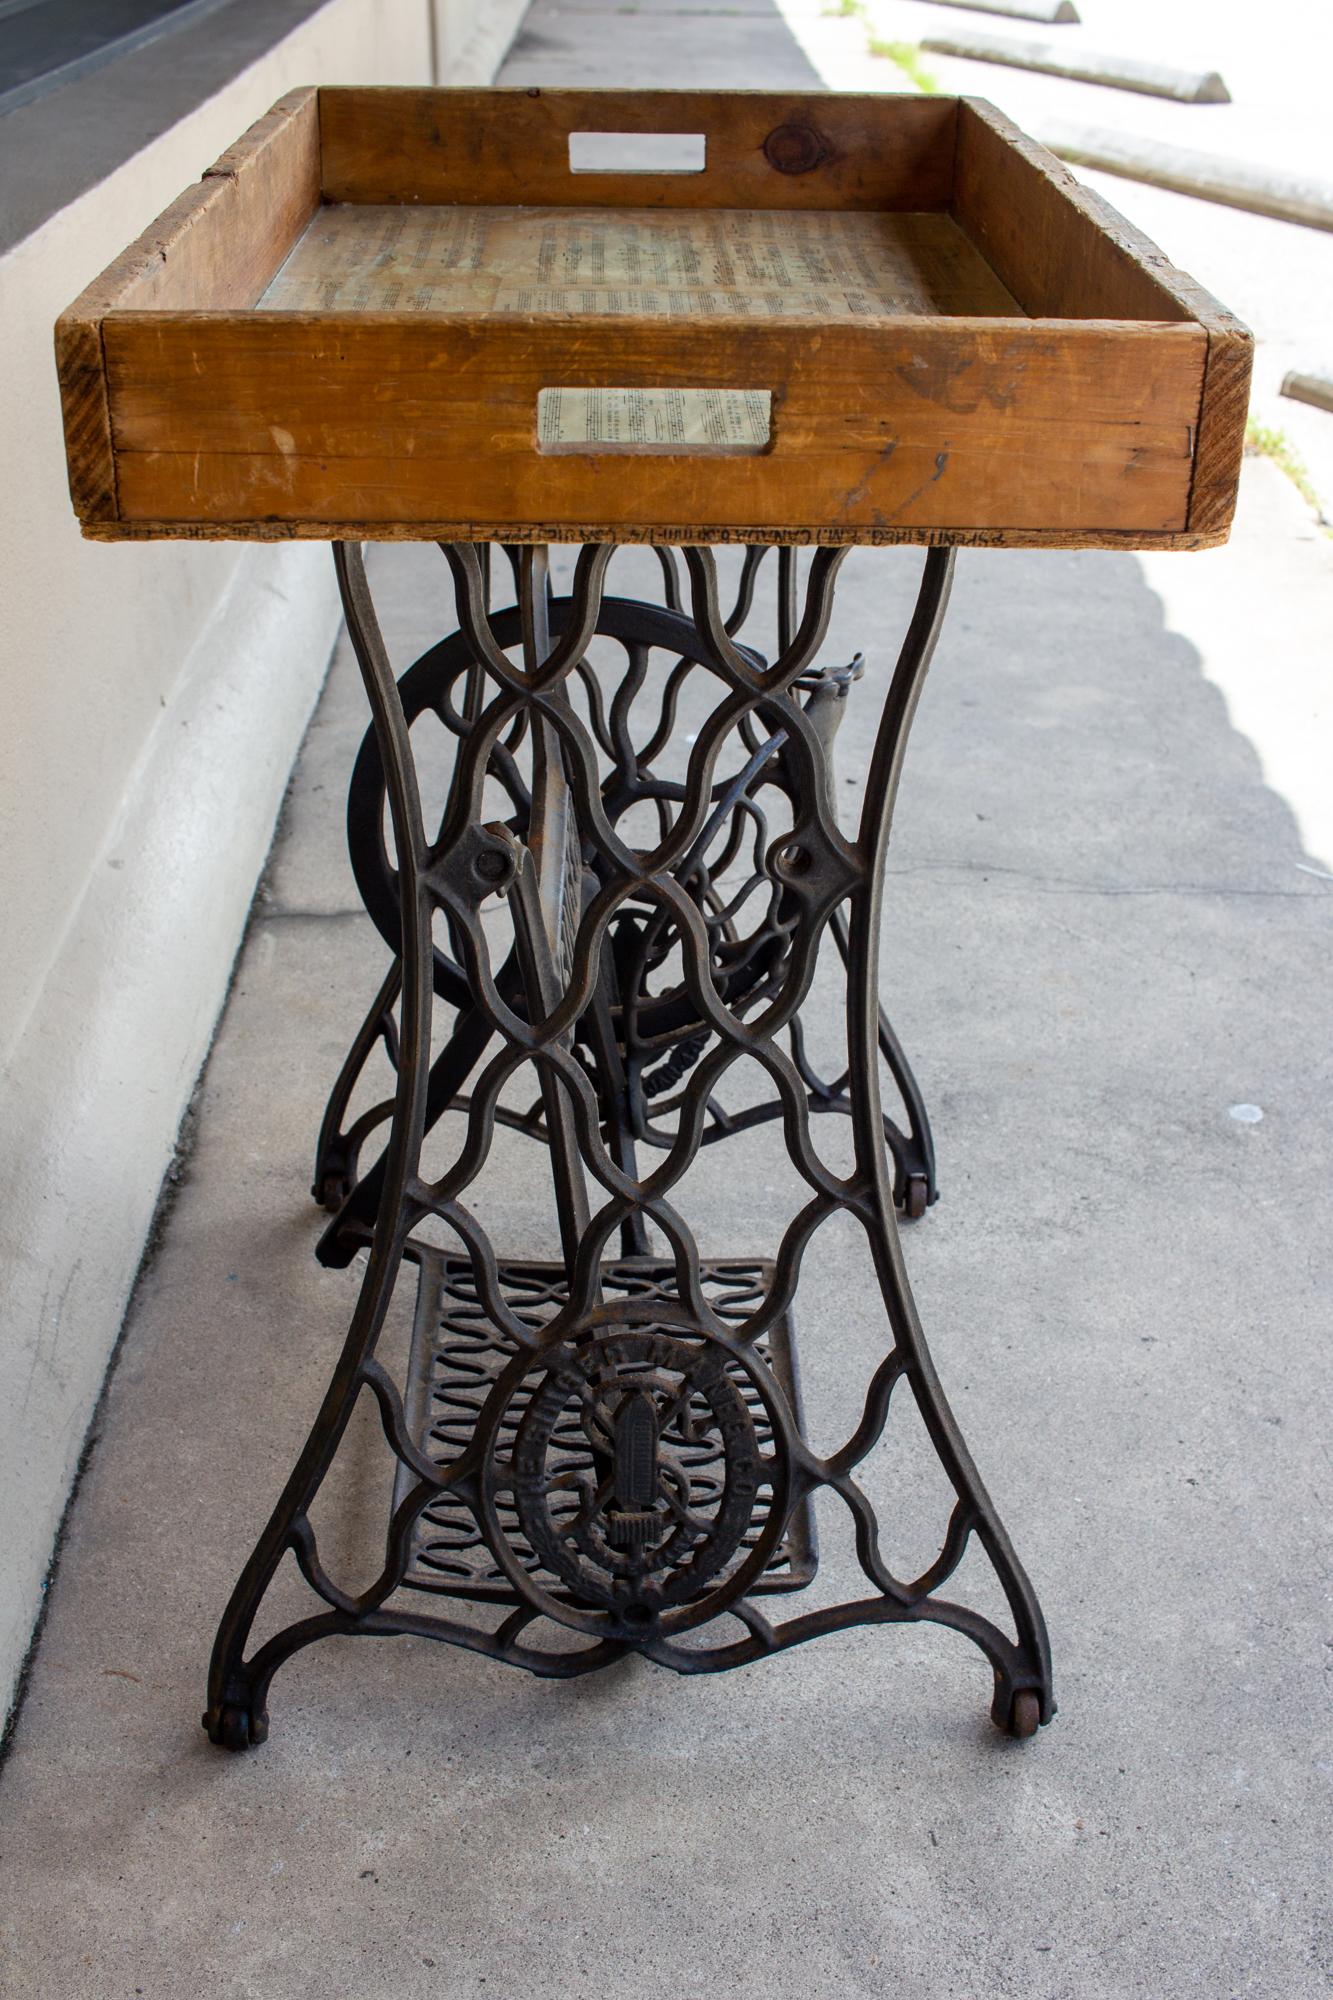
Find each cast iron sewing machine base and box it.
[203,541,1054,1751]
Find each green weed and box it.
[1245,421,1327,523]
[868,38,941,92]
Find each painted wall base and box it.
[0,542,341,1711]
[0,0,530,1725]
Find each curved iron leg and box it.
[204,543,438,1749]
[315,985,497,1267]
[845,549,1052,1733]
[829,906,938,1217]
[312,958,402,1212]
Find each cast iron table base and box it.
[204,540,1054,1748]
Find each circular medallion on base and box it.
[477,1323,792,1641]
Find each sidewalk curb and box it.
[922,29,1229,102]
[1040,122,1333,232]
[925,0,1079,21]
[1280,370,1333,417]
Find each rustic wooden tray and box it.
[56,86,1250,548]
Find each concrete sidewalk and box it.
[2,5,1331,1996]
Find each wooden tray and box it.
[56,86,1250,548]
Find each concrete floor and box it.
[3,5,1332,1996]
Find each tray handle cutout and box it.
[537,388,771,457]
[568,131,707,175]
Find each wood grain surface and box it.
[318,87,960,212]
[103,313,1205,536]
[952,99,1252,537]
[1185,318,1254,537]
[54,89,319,525]
[53,85,1250,547]
[76,519,1230,550]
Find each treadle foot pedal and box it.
[393,1249,818,1605]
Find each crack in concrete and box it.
[882,860,1327,900]
[253,906,369,924]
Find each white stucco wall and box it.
[0,0,528,1726]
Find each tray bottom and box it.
[259,201,1026,322]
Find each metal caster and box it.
[902,1173,930,1221]
[314,1169,352,1215]
[1005,1689,1042,1740]
[205,1702,267,1752]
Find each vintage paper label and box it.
[536,387,771,453]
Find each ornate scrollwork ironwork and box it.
[204,540,1053,1754]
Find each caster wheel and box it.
[903,1174,929,1221]
[315,1170,352,1215]
[207,1704,264,1752]
[1008,1690,1041,1740]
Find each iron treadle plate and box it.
[393,1249,818,1605]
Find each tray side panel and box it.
[953,100,1252,541]
[102,312,1206,540]
[1187,321,1254,538]
[952,100,1193,322]
[62,90,319,318]
[194,88,323,309]
[317,87,959,213]
[54,90,320,526]
[54,315,118,525]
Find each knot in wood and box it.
[763,122,829,175]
